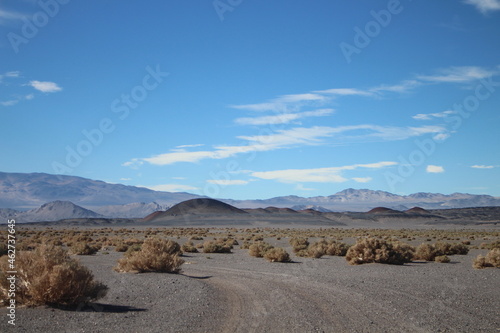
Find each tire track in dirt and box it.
[186,266,428,333]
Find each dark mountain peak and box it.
[367,207,402,214]
[151,198,247,218]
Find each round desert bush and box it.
[114,238,184,273]
[415,242,469,261]
[290,237,309,254]
[0,245,108,307]
[434,242,469,256]
[434,255,451,263]
[263,247,291,263]
[473,248,500,269]
[325,240,349,257]
[202,241,232,253]
[346,237,414,265]
[306,242,326,258]
[414,243,438,261]
[181,241,199,253]
[70,242,99,255]
[248,242,274,258]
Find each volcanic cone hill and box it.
[405,207,432,215]
[143,198,247,222]
[367,207,402,214]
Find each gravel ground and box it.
[1,245,499,332]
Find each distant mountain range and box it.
[0,172,198,209]
[1,171,500,222]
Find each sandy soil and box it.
[1,240,499,333]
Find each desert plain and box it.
[1,203,499,333]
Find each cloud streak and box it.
[124,124,447,167]
[29,80,62,93]
[463,0,500,14]
[426,165,445,173]
[234,109,333,126]
[250,162,397,183]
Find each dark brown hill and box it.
[264,207,298,214]
[143,198,247,221]
[405,207,431,214]
[367,207,402,214]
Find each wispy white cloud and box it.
[0,9,24,25]
[134,126,336,166]
[426,165,445,173]
[122,159,144,169]
[124,124,447,167]
[412,110,456,120]
[313,88,374,97]
[464,0,500,14]
[0,100,19,107]
[142,184,199,192]
[295,184,316,191]
[29,80,62,93]
[234,108,333,126]
[370,80,422,94]
[250,162,396,184]
[176,144,204,149]
[230,93,327,112]
[206,179,249,185]
[352,177,372,183]
[417,66,497,83]
[471,165,495,169]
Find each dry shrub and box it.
[248,242,274,258]
[202,241,232,253]
[114,238,184,273]
[70,242,99,255]
[434,242,469,256]
[325,240,350,257]
[480,241,500,250]
[473,248,500,269]
[435,255,451,263]
[0,245,107,306]
[306,241,327,258]
[115,242,129,252]
[290,237,309,253]
[263,247,291,262]
[346,238,414,265]
[181,241,199,253]
[240,241,251,250]
[0,243,7,257]
[415,242,469,261]
[414,243,438,261]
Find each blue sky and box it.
[1,0,499,200]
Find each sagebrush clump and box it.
[202,240,232,253]
[346,237,414,265]
[182,241,199,253]
[248,242,274,258]
[0,245,108,306]
[263,247,291,262]
[414,242,469,261]
[70,242,100,255]
[114,238,184,273]
[473,248,500,269]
